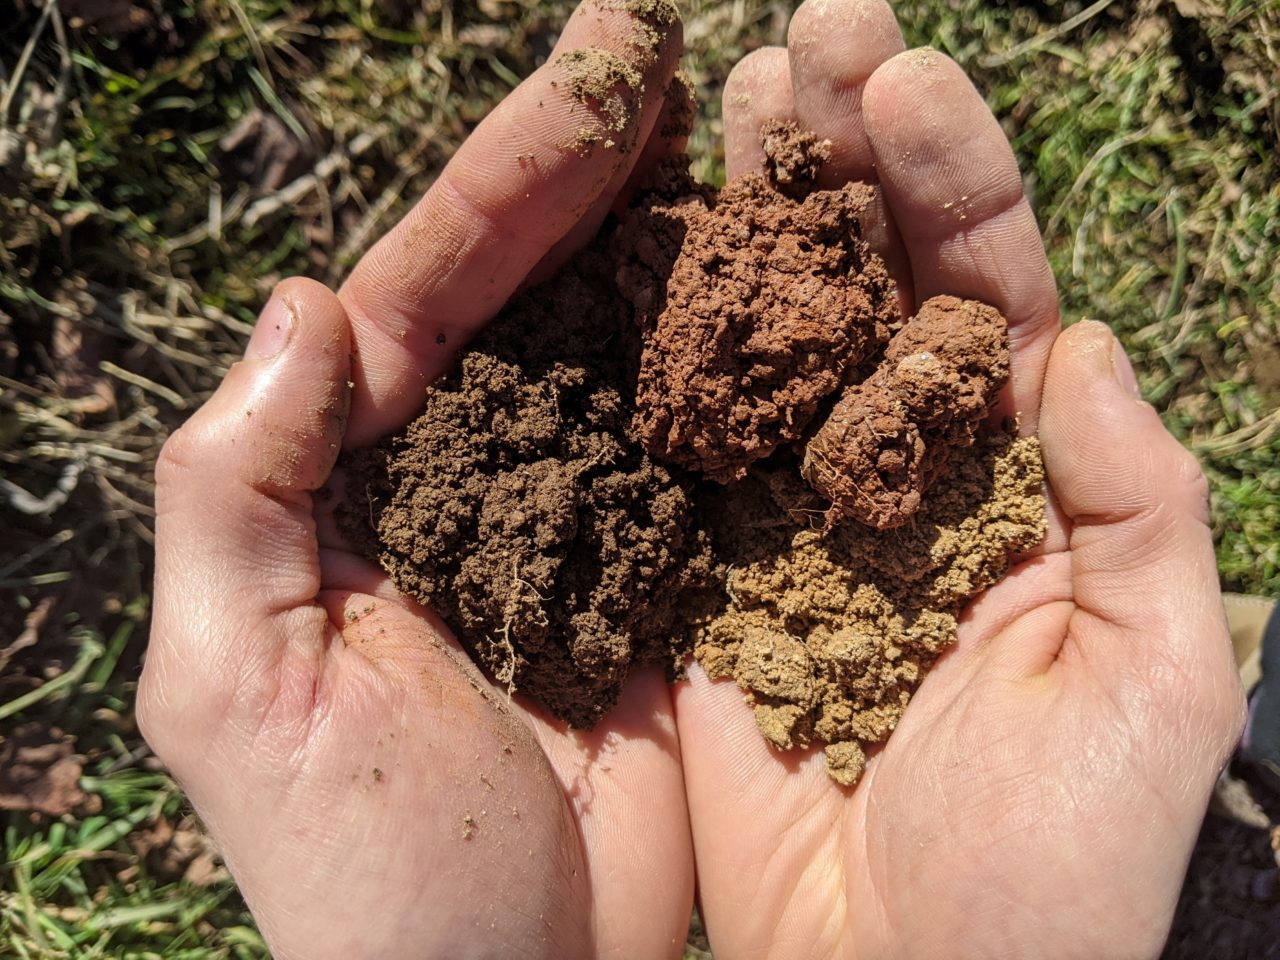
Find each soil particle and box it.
[760,119,832,192]
[596,0,679,23]
[616,128,897,483]
[1165,773,1280,959]
[594,0,680,63]
[556,47,644,151]
[339,242,714,729]
[694,426,1046,786]
[803,295,1011,529]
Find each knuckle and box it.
[134,657,176,761]
[155,422,201,490]
[1149,434,1212,528]
[1172,443,1211,512]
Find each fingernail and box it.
[1110,337,1142,400]
[245,292,295,362]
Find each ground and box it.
[0,0,1276,956]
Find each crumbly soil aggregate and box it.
[616,122,898,483]
[339,241,714,729]
[803,295,1011,529]
[694,428,1046,785]
[759,120,832,192]
[341,122,1047,774]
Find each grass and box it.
[0,0,1276,956]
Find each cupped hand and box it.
[138,3,698,958]
[675,1,1245,957]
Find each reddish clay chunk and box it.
[802,295,1010,529]
[616,123,898,483]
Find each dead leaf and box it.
[0,597,55,674]
[457,24,511,51]
[130,814,229,887]
[1212,769,1273,830]
[0,723,91,816]
[1170,0,1224,20]
[51,315,116,415]
[57,0,153,33]
[219,108,319,196]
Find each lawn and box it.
[1,0,1277,956]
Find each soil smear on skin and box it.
[340,120,1047,785]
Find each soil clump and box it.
[616,121,898,483]
[340,122,1047,777]
[339,241,715,729]
[694,428,1046,786]
[803,295,1011,529]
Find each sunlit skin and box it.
[138,1,1244,958]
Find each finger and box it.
[863,49,1059,429]
[339,0,682,447]
[140,279,351,742]
[722,47,795,180]
[672,664,852,957]
[788,0,904,187]
[524,66,694,289]
[787,0,911,307]
[1038,321,1244,742]
[523,667,695,957]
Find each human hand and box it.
[138,3,698,958]
[674,1,1245,957]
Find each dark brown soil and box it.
[1164,769,1280,959]
[339,240,715,729]
[341,123,1045,752]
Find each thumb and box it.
[1038,321,1243,742]
[140,279,352,761]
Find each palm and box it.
[860,621,1193,957]
[675,3,1240,955]
[313,544,693,956]
[681,543,1236,959]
